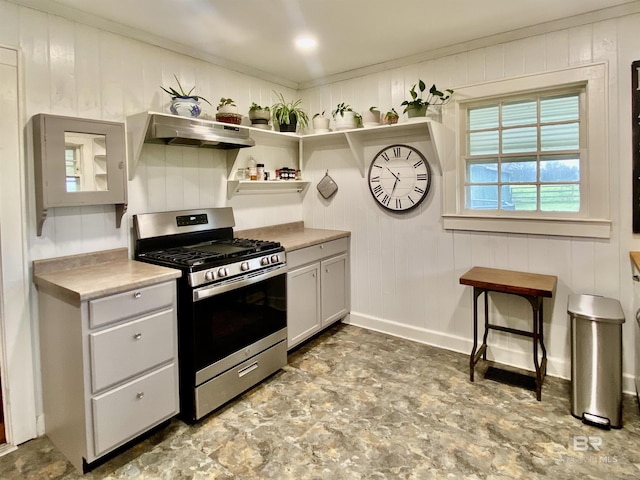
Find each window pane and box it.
[540,123,579,151]
[469,106,498,130]
[541,95,579,122]
[466,185,498,210]
[468,160,498,182]
[500,185,515,210]
[510,185,537,211]
[469,131,499,155]
[502,100,536,126]
[540,156,580,182]
[540,184,580,212]
[501,158,537,182]
[502,127,537,153]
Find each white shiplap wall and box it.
[300,14,640,392]
[0,0,640,444]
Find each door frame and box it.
[0,44,38,450]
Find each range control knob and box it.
[270,254,280,264]
[205,270,215,281]
[260,257,270,266]
[240,261,250,271]
[217,267,228,277]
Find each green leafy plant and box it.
[217,97,236,111]
[369,106,379,112]
[313,110,326,119]
[249,102,269,112]
[332,102,354,118]
[400,79,453,113]
[271,91,309,128]
[384,108,398,120]
[161,74,211,105]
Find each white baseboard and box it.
[344,311,637,396]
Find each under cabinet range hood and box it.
[144,114,255,149]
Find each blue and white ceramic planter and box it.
[170,96,201,118]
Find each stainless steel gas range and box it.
[133,207,287,421]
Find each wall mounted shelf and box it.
[127,112,447,196]
[227,180,310,199]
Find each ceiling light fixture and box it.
[294,35,317,52]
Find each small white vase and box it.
[334,111,358,131]
[361,109,381,128]
[312,116,330,133]
[170,97,201,118]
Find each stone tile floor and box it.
[1,323,639,479]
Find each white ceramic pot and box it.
[312,116,330,133]
[334,111,358,131]
[218,104,238,114]
[170,97,201,118]
[361,109,381,128]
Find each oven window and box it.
[192,274,286,373]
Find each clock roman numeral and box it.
[382,194,390,206]
[417,173,428,181]
[414,186,425,194]
[373,163,382,169]
[393,147,401,158]
[408,196,415,205]
[395,198,402,209]
[413,160,424,168]
[370,175,380,182]
[381,152,390,162]
[373,185,383,196]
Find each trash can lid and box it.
[567,293,625,324]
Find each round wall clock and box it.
[367,144,432,212]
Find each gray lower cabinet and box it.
[38,280,179,471]
[287,237,350,349]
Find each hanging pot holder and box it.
[317,170,338,199]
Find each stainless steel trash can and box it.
[568,293,625,429]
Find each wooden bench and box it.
[459,266,557,401]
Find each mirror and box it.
[32,114,128,236]
[64,132,109,192]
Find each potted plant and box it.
[383,108,399,125]
[401,79,454,119]
[161,74,212,118]
[312,111,330,133]
[361,106,381,127]
[271,91,309,133]
[332,102,359,130]
[248,102,271,128]
[216,98,242,124]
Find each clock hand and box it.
[391,177,399,196]
[386,168,401,181]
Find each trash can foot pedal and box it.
[582,412,611,430]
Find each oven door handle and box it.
[193,265,287,301]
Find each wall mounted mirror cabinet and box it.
[32,114,127,236]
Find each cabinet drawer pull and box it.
[133,292,142,299]
[133,332,142,340]
[136,392,145,400]
[238,362,258,378]
[636,309,640,322]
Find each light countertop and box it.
[235,221,351,251]
[33,248,182,305]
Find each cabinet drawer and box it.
[90,308,176,392]
[287,237,349,269]
[92,363,178,456]
[89,281,175,328]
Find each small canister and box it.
[256,163,265,181]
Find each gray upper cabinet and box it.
[32,114,128,236]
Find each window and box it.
[442,63,611,238]
[465,91,582,214]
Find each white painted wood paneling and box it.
[301,13,640,394]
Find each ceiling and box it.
[14,0,640,88]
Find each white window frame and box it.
[441,63,611,238]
